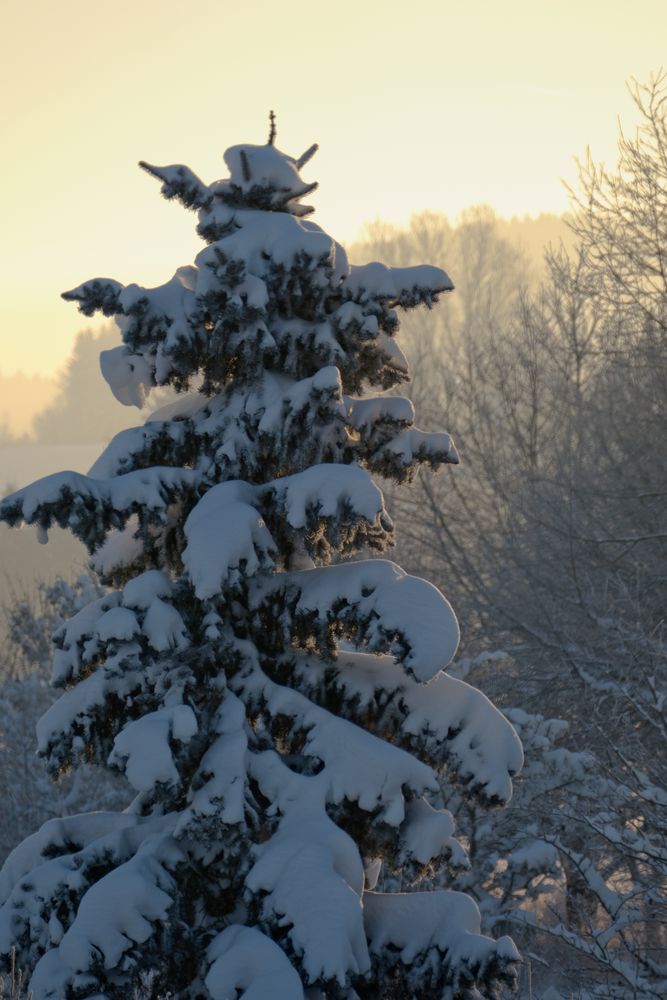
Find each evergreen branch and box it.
[139,161,212,211]
[296,143,319,170]
[61,278,124,317]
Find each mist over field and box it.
[0,372,57,439]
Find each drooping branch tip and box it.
[296,143,319,171]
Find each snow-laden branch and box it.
[252,559,459,682]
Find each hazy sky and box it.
[1,0,665,376]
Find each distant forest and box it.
[0,372,57,440]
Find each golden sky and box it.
[1,0,665,376]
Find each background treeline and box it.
[1,75,665,998]
[0,326,137,447]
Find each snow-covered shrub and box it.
[0,947,31,1000]
[476,702,667,998]
[0,125,523,998]
[3,576,104,679]
[0,578,129,865]
[422,652,667,1000]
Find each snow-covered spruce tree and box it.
[0,125,523,999]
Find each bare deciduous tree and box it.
[352,74,667,997]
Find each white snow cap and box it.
[345,262,453,301]
[224,143,314,197]
[207,925,305,1000]
[100,346,153,408]
[109,706,198,792]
